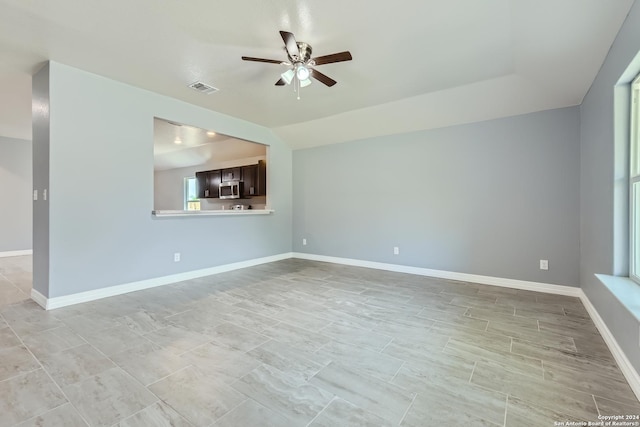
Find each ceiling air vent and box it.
[188,81,219,95]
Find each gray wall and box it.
[154,165,196,211]
[293,107,580,287]
[0,136,32,252]
[37,62,292,298]
[580,1,640,373]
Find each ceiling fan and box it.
[242,31,352,98]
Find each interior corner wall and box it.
[293,106,580,287]
[32,63,50,297]
[44,61,292,298]
[0,136,32,252]
[579,1,640,373]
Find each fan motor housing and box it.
[291,42,312,63]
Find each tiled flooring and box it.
[0,255,639,426]
[0,256,31,307]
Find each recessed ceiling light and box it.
[206,131,216,137]
[174,138,182,145]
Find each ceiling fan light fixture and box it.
[296,64,310,81]
[281,69,294,85]
[242,30,351,94]
[300,78,312,88]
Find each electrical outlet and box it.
[174,252,181,262]
[393,247,400,255]
[303,238,307,246]
[33,190,37,201]
[540,259,548,270]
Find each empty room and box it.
[0,0,639,426]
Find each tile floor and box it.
[0,255,638,426]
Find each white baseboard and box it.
[32,251,579,309]
[292,252,639,399]
[32,252,293,310]
[29,249,639,400]
[30,288,48,309]
[292,252,581,297]
[579,291,640,401]
[0,249,32,258]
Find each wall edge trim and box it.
[30,250,638,399]
[292,252,639,399]
[0,250,33,258]
[579,290,640,401]
[292,252,581,296]
[30,288,48,309]
[33,252,294,310]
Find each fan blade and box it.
[241,56,283,64]
[310,68,337,87]
[275,78,286,86]
[280,31,300,60]
[312,51,353,66]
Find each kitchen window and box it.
[630,73,640,284]
[184,177,201,211]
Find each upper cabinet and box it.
[195,171,208,199]
[196,160,266,199]
[208,170,222,198]
[221,167,241,182]
[241,160,266,197]
[196,170,222,198]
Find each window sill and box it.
[152,209,274,217]
[595,274,640,322]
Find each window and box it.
[184,177,200,211]
[630,74,640,283]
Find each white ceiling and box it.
[0,0,634,149]
[153,118,266,171]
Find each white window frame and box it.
[184,177,200,211]
[630,74,640,284]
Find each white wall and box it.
[0,136,32,253]
[33,62,292,298]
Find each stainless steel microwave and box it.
[219,181,243,199]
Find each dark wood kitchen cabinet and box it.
[207,170,221,198]
[241,160,266,197]
[196,161,265,199]
[195,171,208,199]
[196,170,221,198]
[221,167,241,182]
